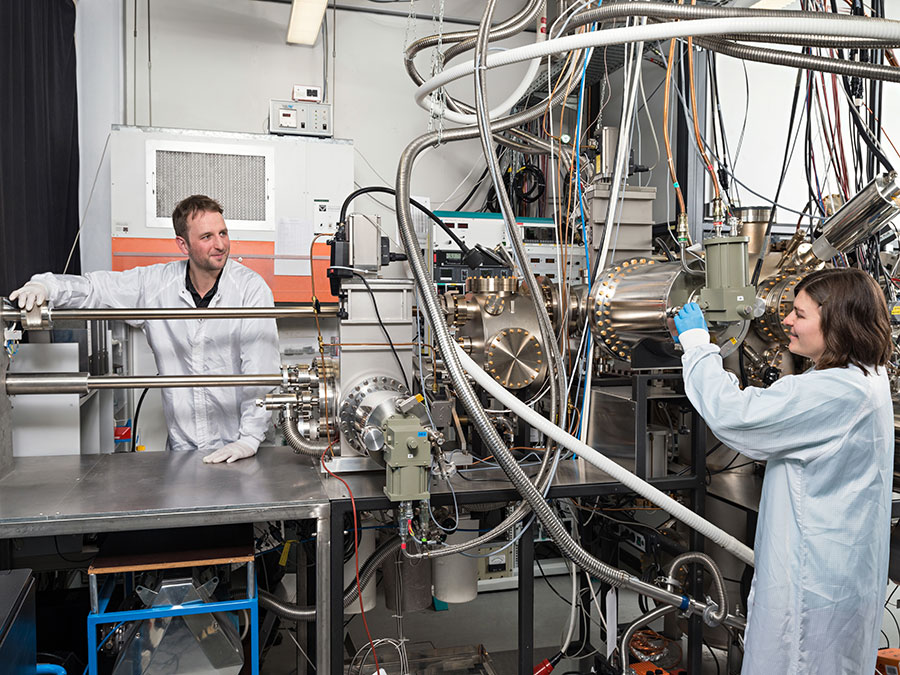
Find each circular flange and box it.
[485,328,543,389]
[466,275,519,295]
[338,377,408,453]
[754,270,805,344]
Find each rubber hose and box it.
[36,666,68,675]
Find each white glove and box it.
[9,281,49,311]
[202,438,259,464]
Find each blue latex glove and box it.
[673,302,708,337]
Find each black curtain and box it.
[0,0,80,295]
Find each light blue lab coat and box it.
[679,328,893,675]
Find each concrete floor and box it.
[258,570,733,675]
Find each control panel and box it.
[269,99,332,138]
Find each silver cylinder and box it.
[6,372,283,394]
[812,171,900,260]
[589,259,701,361]
[734,206,772,261]
[1,304,335,325]
[5,373,89,395]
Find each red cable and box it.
[313,308,381,673]
[321,444,382,674]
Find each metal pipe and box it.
[694,36,900,85]
[281,407,330,456]
[1,304,334,324]
[258,536,402,621]
[568,2,897,33]
[667,551,728,624]
[6,372,283,394]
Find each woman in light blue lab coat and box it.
[674,267,894,675]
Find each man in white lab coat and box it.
[674,268,893,675]
[10,195,280,463]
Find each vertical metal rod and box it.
[687,408,708,672]
[298,532,309,675]
[90,573,99,614]
[518,520,535,675]
[329,504,345,675]
[634,375,649,480]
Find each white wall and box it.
[75,0,125,273]
[110,0,536,249]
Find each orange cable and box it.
[663,34,686,214]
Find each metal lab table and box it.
[0,448,711,675]
[0,447,333,671]
[320,457,709,675]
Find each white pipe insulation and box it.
[415,15,900,108]
[455,342,756,566]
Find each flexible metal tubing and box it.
[456,341,754,566]
[667,552,728,624]
[716,33,900,48]
[441,0,545,65]
[405,0,547,126]
[258,536,403,621]
[395,15,749,629]
[618,605,678,675]
[415,17,900,105]
[395,51,603,563]
[281,409,330,456]
[403,0,544,87]
[474,0,568,434]
[695,37,900,84]
[396,13,749,630]
[567,2,899,32]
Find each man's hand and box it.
[203,438,258,464]
[674,302,708,336]
[9,281,49,311]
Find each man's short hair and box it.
[172,195,223,240]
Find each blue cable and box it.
[575,46,593,282]
[573,2,600,283]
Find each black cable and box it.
[455,166,490,212]
[752,68,805,286]
[339,186,468,254]
[708,458,756,477]
[54,536,95,564]
[704,640,721,675]
[512,164,546,204]
[131,386,150,453]
[342,269,410,392]
[535,556,574,607]
[654,236,676,261]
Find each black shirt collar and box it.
[185,263,223,308]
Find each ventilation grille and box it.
[155,150,267,221]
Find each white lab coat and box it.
[33,259,280,452]
[679,328,893,675]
